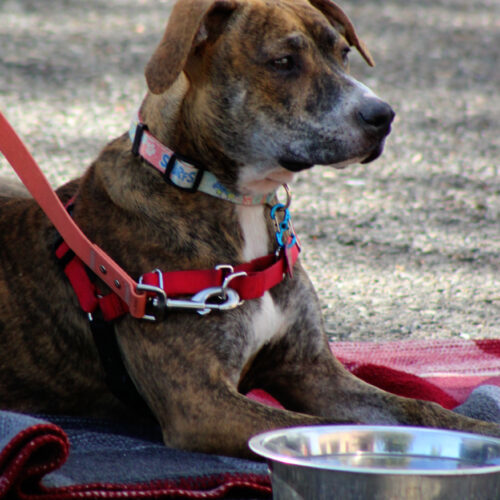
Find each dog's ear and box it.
[308,0,375,67]
[145,0,238,95]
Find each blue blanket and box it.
[1,385,499,499]
[0,411,270,499]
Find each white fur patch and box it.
[236,204,269,261]
[237,204,287,362]
[249,291,287,352]
[237,164,296,196]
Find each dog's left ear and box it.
[145,0,238,95]
[309,0,375,67]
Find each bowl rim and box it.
[248,425,500,476]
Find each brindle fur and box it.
[0,0,498,458]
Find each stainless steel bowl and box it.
[249,426,500,499]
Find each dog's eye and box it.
[271,56,296,72]
[341,47,350,65]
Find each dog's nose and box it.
[358,99,395,136]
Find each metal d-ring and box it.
[215,265,248,294]
[222,271,247,290]
[281,183,292,210]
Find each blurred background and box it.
[1,0,499,340]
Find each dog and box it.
[0,0,498,458]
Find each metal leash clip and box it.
[192,265,247,316]
[137,268,245,321]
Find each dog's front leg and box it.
[157,380,334,457]
[241,320,500,439]
[116,320,336,458]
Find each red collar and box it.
[56,238,300,322]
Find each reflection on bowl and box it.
[249,426,500,499]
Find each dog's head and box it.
[144,0,394,194]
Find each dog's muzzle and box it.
[279,98,395,171]
[358,98,395,164]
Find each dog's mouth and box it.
[279,144,385,171]
[279,135,388,171]
[279,159,315,172]
[360,140,386,164]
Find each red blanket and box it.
[333,338,500,409]
[249,339,500,411]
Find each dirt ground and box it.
[0,0,499,341]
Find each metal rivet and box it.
[99,265,107,274]
[114,280,121,289]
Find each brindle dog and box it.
[0,0,498,458]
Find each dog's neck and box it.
[140,76,189,148]
[139,80,295,199]
[140,84,240,192]
[129,114,279,206]
[137,81,292,261]
[137,88,292,207]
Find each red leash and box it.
[0,111,300,322]
[0,111,148,318]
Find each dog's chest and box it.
[236,205,287,351]
[237,204,270,262]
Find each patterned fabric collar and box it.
[129,114,276,206]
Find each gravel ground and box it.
[1,0,499,341]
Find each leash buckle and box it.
[191,286,242,316]
[164,153,205,193]
[137,270,168,321]
[137,268,244,320]
[131,122,148,156]
[183,264,246,316]
[188,265,246,316]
